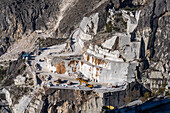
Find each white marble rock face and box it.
[14,75,26,85]
[43,11,142,84]
[102,36,118,49]
[122,10,141,35]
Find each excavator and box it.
[119,55,126,62]
[55,78,62,84]
[102,105,115,112]
[76,78,93,88]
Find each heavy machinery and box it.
[119,55,126,62]
[102,105,115,112]
[76,78,93,88]
[55,78,62,84]
[67,80,73,85]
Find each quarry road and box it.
[49,85,126,93]
[50,85,93,91]
[45,73,126,93]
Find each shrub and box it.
[141,92,150,102]
[112,27,120,31]
[156,87,165,95]
[28,77,32,80]
[0,68,6,75]
[0,68,6,80]
[9,61,12,66]
[105,21,113,32]
[144,92,150,99]
[30,88,33,92]
[24,87,29,93]
[131,90,139,98]
[17,69,21,74]
[162,82,167,87]
[23,65,27,70]
[124,96,131,103]
[114,16,119,23]
[29,81,34,86]
[23,74,26,77]
[165,92,170,96]
[123,6,139,11]
[0,75,3,80]
[22,59,26,62]
[117,13,122,17]
[107,12,110,16]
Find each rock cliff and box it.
[0,0,169,113]
[135,0,170,89]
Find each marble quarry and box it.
[36,11,141,85]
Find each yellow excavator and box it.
[102,105,115,112]
[56,78,62,84]
[103,106,115,110]
[76,78,93,88]
[119,55,126,62]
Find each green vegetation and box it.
[127,12,130,16]
[117,13,122,17]
[115,17,119,23]
[141,92,150,102]
[22,59,26,62]
[0,68,6,80]
[114,13,122,23]
[105,21,113,32]
[156,87,165,95]
[28,77,32,81]
[17,69,21,74]
[112,27,120,31]
[0,75,3,80]
[156,83,167,95]
[25,77,28,83]
[121,18,127,29]
[29,81,34,86]
[106,11,127,33]
[107,12,110,16]
[105,20,122,32]
[9,61,12,66]
[124,96,131,103]
[24,87,29,93]
[162,82,167,87]
[144,92,150,98]
[23,64,27,70]
[165,92,170,96]
[30,88,33,92]
[122,6,139,11]
[17,64,27,75]
[23,74,26,77]
[77,57,81,60]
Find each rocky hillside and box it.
[135,0,170,90]
[0,0,110,57]
[0,0,169,113]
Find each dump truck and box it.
[76,78,93,88]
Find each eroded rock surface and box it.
[0,0,169,113]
